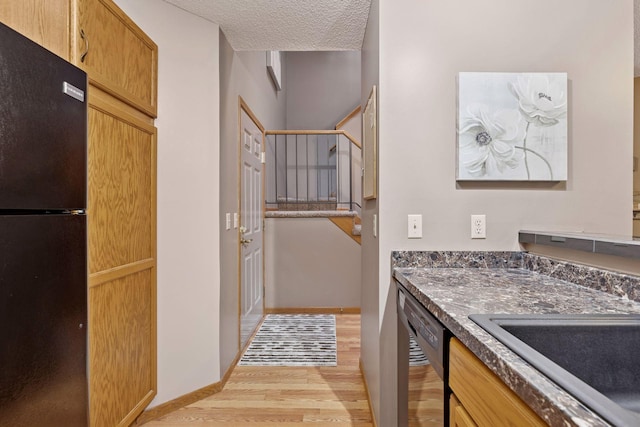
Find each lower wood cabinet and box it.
[450,393,478,427]
[88,87,157,426]
[449,338,546,427]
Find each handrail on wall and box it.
[335,106,361,131]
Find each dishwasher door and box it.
[397,281,449,427]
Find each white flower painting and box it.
[457,72,567,181]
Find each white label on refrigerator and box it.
[63,82,85,102]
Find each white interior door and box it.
[240,108,264,349]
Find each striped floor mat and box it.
[409,336,430,366]
[239,314,337,366]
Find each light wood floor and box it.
[142,314,373,426]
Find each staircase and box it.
[275,196,337,211]
[329,213,361,244]
[265,210,361,244]
[265,107,363,245]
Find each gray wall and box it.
[635,79,640,210]
[362,0,634,424]
[285,51,361,130]
[635,78,640,236]
[359,0,381,422]
[265,218,361,308]
[219,32,286,375]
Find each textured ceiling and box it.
[165,0,640,73]
[161,0,371,51]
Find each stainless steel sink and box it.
[469,314,640,427]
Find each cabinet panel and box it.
[76,0,157,117]
[88,90,156,274]
[450,394,477,427]
[0,0,70,59]
[87,88,157,426]
[89,269,156,427]
[449,338,546,427]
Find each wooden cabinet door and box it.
[87,88,157,427]
[449,338,546,427]
[450,394,478,427]
[75,0,157,117]
[0,0,70,60]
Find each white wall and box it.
[113,0,221,407]
[361,0,634,424]
[286,51,361,130]
[265,218,361,308]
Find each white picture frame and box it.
[363,85,377,200]
[457,72,568,181]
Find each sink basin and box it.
[469,314,640,426]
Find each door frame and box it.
[237,96,266,350]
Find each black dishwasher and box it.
[397,280,450,426]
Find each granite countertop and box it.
[392,252,640,427]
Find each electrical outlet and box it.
[471,214,486,239]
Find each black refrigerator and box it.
[0,22,88,426]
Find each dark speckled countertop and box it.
[392,251,640,427]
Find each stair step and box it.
[266,210,356,218]
[327,216,361,245]
[352,224,362,236]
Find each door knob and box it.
[241,238,253,245]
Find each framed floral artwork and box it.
[457,72,567,181]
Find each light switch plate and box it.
[408,214,422,239]
[225,213,231,230]
[233,213,239,229]
[373,214,377,238]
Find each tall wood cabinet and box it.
[0,1,158,426]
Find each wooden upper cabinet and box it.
[75,0,158,118]
[0,0,71,60]
[0,0,157,118]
